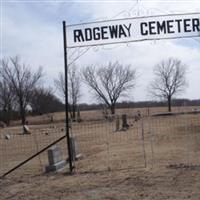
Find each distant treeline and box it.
[1,98,200,124]
[78,99,200,111]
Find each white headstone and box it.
[23,125,31,134]
[5,134,11,140]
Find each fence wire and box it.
[0,110,200,178]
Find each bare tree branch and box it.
[149,57,187,112]
[0,56,43,125]
[54,64,81,121]
[82,61,136,114]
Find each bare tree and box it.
[149,57,187,112]
[82,61,136,115]
[54,64,81,121]
[30,87,64,115]
[54,72,65,100]
[68,65,81,120]
[0,78,15,125]
[0,56,43,125]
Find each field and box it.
[1,107,200,200]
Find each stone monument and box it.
[45,145,66,172]
[122,114,129,129]
[23,125,31,134]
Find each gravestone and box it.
[70,137,77,161]
[50,115,54,123]
[66,137,83,163]
[135,110,141,121]
[45,146,66,172]
[23,125,31,134]
[5,134,11,140]
[122,114,129,129]
[115,116,120,131]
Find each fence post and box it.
[122,114,128,129]
[115,116,120,131]
[63,21,74,173]
[141,118,147,168]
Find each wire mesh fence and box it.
[0,110,200,178]
[73,113,200,172]
[0,124,68,177]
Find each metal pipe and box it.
[63,21,73,173]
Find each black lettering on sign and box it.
[101,26,109,39]
[175,19,182,33]
[93,27,101,40]
[123,24,132,37]
[109,25,118,38]
[119,25,127,38]
[184,19,191,32]
[85,28,92,41]
[149,21,156,35]
[140,22,148,35]
[74,29,84,42]
[192,18,200,32]
[73,16,199,44]
[167,20,175,34]
[157,21,166,34]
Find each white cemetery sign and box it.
[66,13,200,48]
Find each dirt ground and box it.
[1,166,200,200]
[1,108,200,200]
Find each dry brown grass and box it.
[9,105,200,126]
[1,107,200,200]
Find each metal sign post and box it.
[62,21,73,173]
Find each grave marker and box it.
[23,125,31,134]
[115,116,120,131]
[70,137,76,161]
[122,114,129,129]
[45,146,66,172]
[5,134,11,140]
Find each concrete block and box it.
[45,160,66,172]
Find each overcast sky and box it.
[1,0,200,103]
